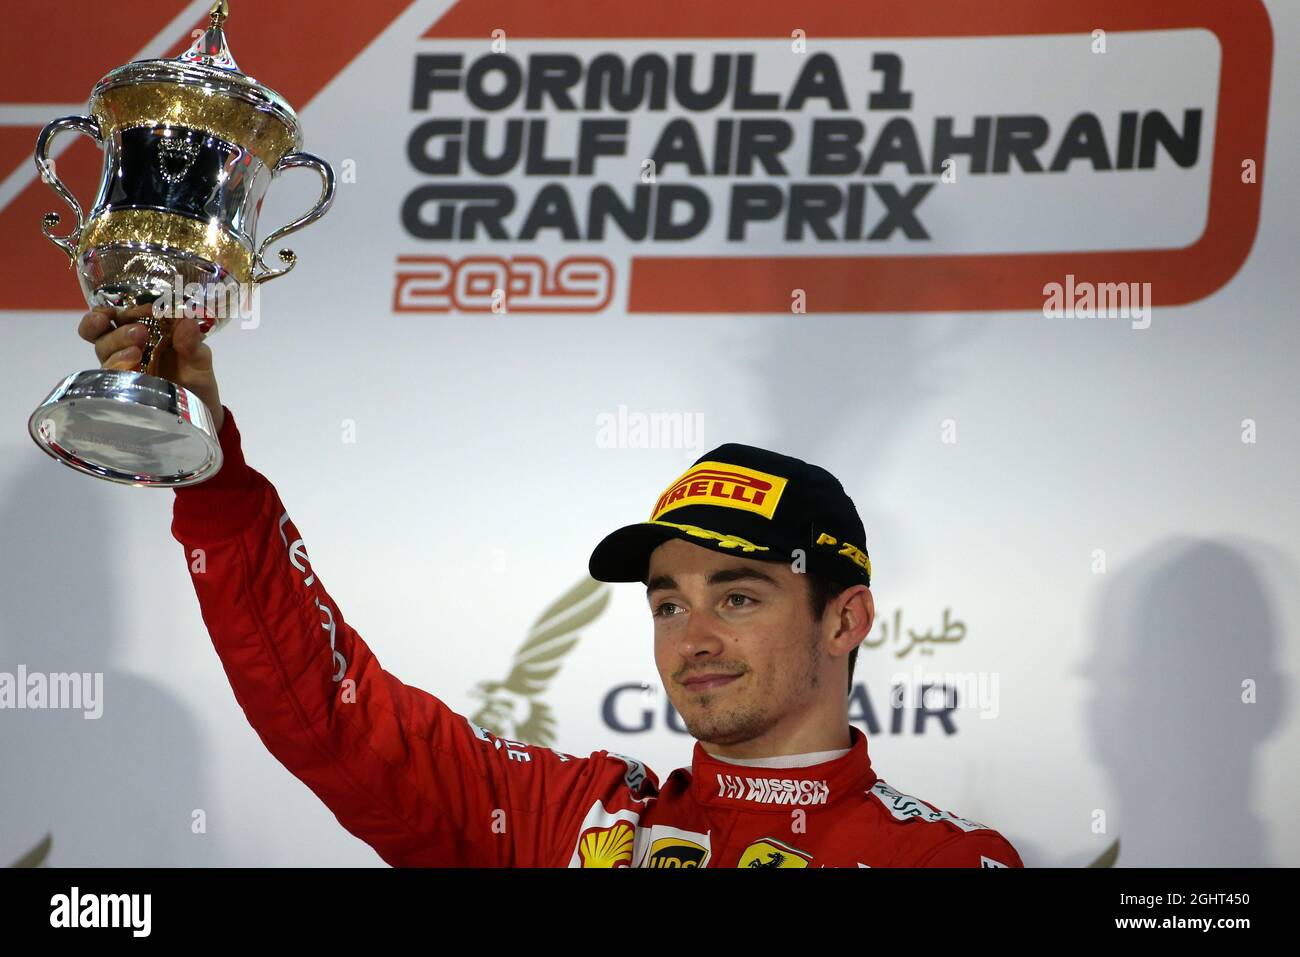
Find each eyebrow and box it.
[646,566,781,596]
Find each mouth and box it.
[681,673,743,692]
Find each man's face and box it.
[645,537,852,747]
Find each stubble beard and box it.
[679,630,824,746]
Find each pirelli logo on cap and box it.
[650,462,788,522]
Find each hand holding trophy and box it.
[77,301,225,437]
[29,1,335,486]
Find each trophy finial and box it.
[177,1,239,72]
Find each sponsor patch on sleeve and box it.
[869,780,991,832]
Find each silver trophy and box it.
[29,1,335,486]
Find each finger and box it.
[93,322,149,364]
[78,308,115,343]
[101,302,154,330]
[80,303,151,338]
[171,317,213,369]
[104,345,141,370]
[120,302,155,321]
[172,316,200,355]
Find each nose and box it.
[676,603,726,660]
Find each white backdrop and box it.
[0,0,1296,867]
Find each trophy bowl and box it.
[29,1,334,486]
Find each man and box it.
[79,305,1024,868]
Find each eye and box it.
[725,593,756,608]
[652,601,682,618]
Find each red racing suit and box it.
[172,409,1024,868]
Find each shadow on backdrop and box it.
[740,318,1291,867]
[1079,536,1291,866]
[0,459,226,865]
[739,312,986,484]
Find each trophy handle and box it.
[252,151,336,285]
[35,114,103,262]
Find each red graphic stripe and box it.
[422,0,1271,312]
[629,0,1272,311]
[2,0,414,312]
[424,0,1268,39]
[0,0,194,101]
[0,127,43,180]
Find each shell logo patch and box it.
[578,822,636,867]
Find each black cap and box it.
[588,443,871,588]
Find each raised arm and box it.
[78,308,657,866]
[169,408,657,865]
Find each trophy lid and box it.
[175,0,242,72]
[90,1,303,153]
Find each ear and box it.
[827,585,874,655]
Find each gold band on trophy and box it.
[91,83,296,169]
[77,208,253,282]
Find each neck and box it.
[700,724,854,763]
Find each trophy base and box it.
[28,369,222,487]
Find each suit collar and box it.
[688,726,876,811]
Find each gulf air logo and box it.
[650,462,787,521]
